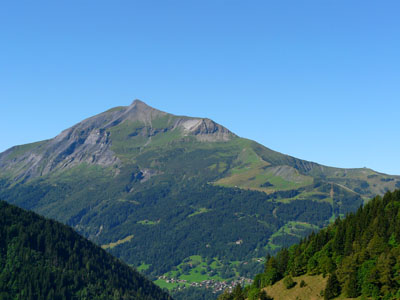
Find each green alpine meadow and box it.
[1,100,399,299]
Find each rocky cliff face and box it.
[0,100,235,181]
[0,116,120,181]
[179,118,233,141]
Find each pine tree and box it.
[377,252,395,294]
[233,284,245,300]
[217,290,233,300]
[367,233,386,257]
[283,276,295,289]
[276,248,289,276]
[343,272,359,298]
[324,273,341,300]
[259,290,273,300]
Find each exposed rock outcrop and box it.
[0,100,236,181]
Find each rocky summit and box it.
[0,100,234,181]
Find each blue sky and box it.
[1,1,399,174]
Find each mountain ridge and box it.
[1,100,398,198]
[0,100,235,181]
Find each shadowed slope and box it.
[0,200,172,300]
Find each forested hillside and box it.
[221,189,400,299]
[0,200,172,300]
[0,175,357,281]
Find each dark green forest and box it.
[0,173,362,280]
[222,189,400,299]
[0,200,172,300]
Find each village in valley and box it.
[158,275,253,294]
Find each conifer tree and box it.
[343,272,359,298]
[217,289,233,300]
[324,273,341,300]
[232,284,245,300]
[259,290,273,300]
[283,276,295,289]
[217,290,234,300]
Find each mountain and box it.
[1,100,398,196]
[0,200,172,300]
[224,189,400,300]
[0,100,234,181]
[0,100,399,293]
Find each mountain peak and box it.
[130,99,151,108]
[127,99,164,116]
[124,99,166,122]
[0,99,235,180]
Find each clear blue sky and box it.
[1,1,399,174]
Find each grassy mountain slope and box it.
[227,189,400,300]
[0,200,172,300]
[264,274,328,300]
[262,274,362,300]
[0,100,399,292]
